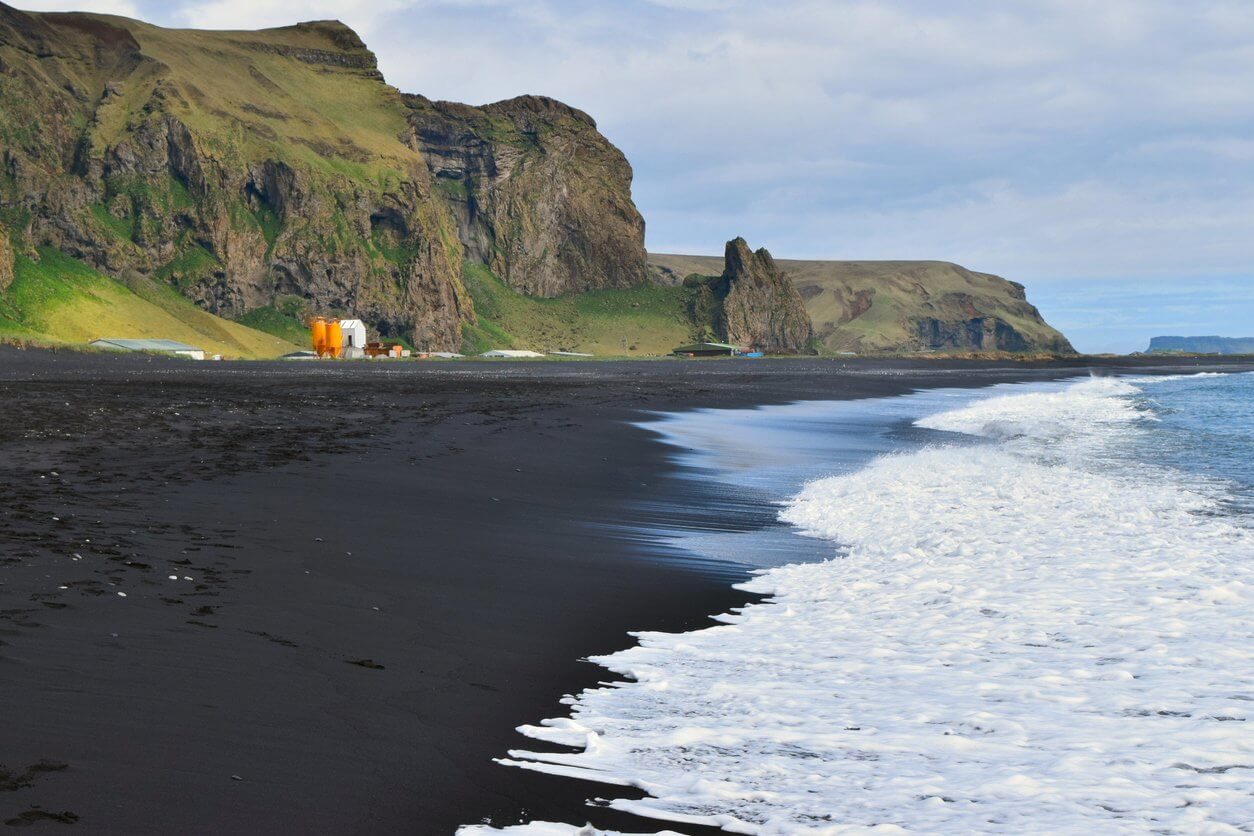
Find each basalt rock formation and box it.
[687,238,813,353]
[405,94,647,297]
[0,4,650,349]
[0,223,12,292]
[0,5,475,347]
[652,252,1073,355]
[1,3,1074,356]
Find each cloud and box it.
[14,0,141,16]
[173,0,412,32]
[10,0,1253,350]
[364,2,1254,335]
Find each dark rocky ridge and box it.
[651,253,1074,355]
[0,3,1075,356]
[405,94,647,297]
[686,238,813,353]
[0,5,648,349]
[0,222,12,291]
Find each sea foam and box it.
[473,376,1253,834]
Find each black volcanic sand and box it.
[2,348,1251,835]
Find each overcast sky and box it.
[18,0,1254,352]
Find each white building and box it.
[91,338,206,360]
[339,319,368,350]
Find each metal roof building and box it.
[672,342,743,357]
[90,338,206,360]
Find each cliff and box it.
[1,3,1072,357]
[1148,336,1254,355]
[0,5,652,351]
[685,238,812,352]
[651,253,1073,355]
[0,6,480,348]
[0,223,12,292]
[405,94,647,297]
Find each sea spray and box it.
[474,374,1254,834]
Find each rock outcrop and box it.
[0,224,12,292]
[0,5,650,349]
[650,252,1074,355]
[688,238,813,353]
[405,94,646,297]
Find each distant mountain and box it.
[650,254,1073,355]
[1147,336,1254,355]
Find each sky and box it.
[17,0,1254,352]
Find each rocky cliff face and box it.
[0,224,12,292]
[405,94,646,297]
[651,253,1074,355]
[0,6,479,348]
[690,238,813,352]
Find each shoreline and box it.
[2,349,1251,833]
[490,371,1254,832]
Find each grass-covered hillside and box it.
[650,253,1073,355]
[0,248,300,358]
[0,5,654,353]
[0,6,468,349]
[458,262,695,355]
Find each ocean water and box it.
[464,372,1253,835]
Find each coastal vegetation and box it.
[0,248,299,358]
[458,262,694,355]
[0,4,1073,357]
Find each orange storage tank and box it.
[325,320,343,359]
[310,318,327,356]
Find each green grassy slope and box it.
[649,253,1073,354]
[459,262,694,356]
[0,7,469,351]
[81,17,421,183]
[0,248,301,358]
[235,299,311,345]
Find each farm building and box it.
[91,338,206,360]
[672,342,743,357]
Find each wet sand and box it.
[2,348,1250,834]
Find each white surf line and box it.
[469,375,1253,834]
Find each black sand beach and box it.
[2,349,1250,834]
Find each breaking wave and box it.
[472,375,1253,834]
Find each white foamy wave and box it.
[459,824,684,835]
[492,379,1253,833]
[915,376,1150,444]
[1125,372,1229,383]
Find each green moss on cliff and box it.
[90,204,135,242]
[1,8,470,349]
[254,206,282,251]
[155,245,219,289]
[434,176,470,201]
[236,302,309,345]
